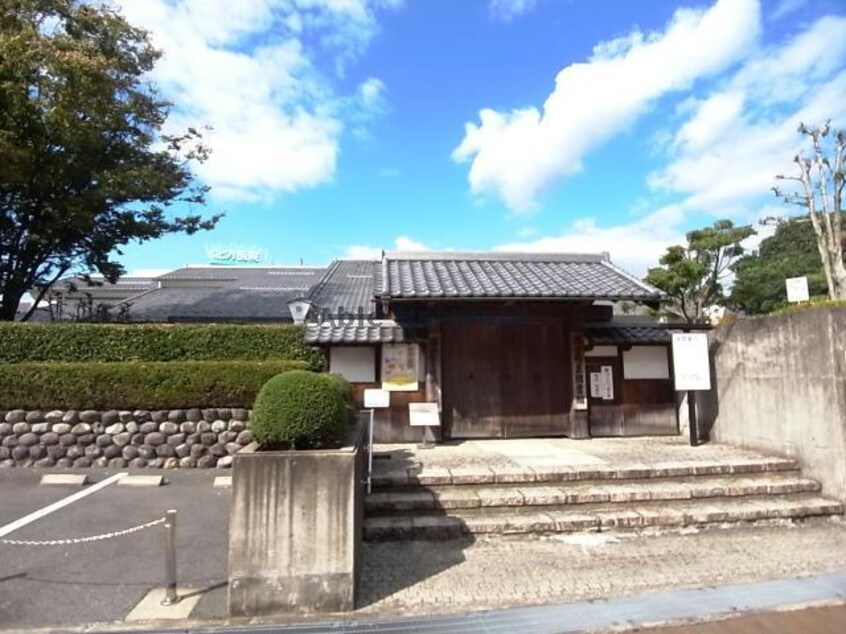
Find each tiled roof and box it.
[304,320,411,344]
[380,252,661,301]
[157,266,323,289]
[111,266,325,322]
[584,324,671,345]
[307,260,380,316]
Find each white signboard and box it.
[672,332,711,391]
[785,276,809,303]
[600,365,614,400]
[589,367,614,401]
[408,403,441,427]
[363,388,390,409]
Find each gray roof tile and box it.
[380,252,661,301]
[584,324,671,344]
[304,320,409,344]
[307,260,380,316]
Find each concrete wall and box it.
[228,423,365,615]
[700,308,846,501]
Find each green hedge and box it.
[251,370,351,449]
[0,323,323,367]
[0,360,310,410]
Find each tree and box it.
[0,0,221,321]
[730,218,837,314]
[773,122,846,300]
[645,220,755,324]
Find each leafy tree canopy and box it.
[730,218,840,314]
[645,219,755,324]
[0,0,221,321]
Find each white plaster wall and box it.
[330,347,376,383]
[623,346,670,379]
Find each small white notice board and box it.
[364,388,390,409]
[408,403,440,427]
[671,332,711,391]
[785,276,809,303]
[589,366,614,401]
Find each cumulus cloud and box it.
[115,0,396,201]
[649,14,846,215]
[489,0,537,22]
[494,206,687,276]
[453,0,761,212]
[343,235,430,259]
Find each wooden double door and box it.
[442,321,572,438]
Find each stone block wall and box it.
[0,408,252,469]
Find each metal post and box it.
[367,409,374,494]
[688,390,699,447]
[161,509,179,606]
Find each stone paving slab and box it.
[358,522,846,615]
[373,437,801,475]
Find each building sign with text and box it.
[205,243,269,265]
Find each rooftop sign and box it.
[204,243,269,265]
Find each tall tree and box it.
[730,218,837,314]
[645,220,755,324]
[773,122,846,300]
[0,0,221,321]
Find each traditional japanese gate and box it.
[441,320,572,438]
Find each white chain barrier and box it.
[0,516,166,547]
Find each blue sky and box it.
[115,0,846,277]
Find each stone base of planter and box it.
[228,423,365,616]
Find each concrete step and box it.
[370,456,800,489]
[365,474,822,513]
[363,494,844,540]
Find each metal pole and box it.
[688,390,699,447]
[367,409,374,494]
[161,509,179,606]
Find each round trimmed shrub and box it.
[325,373,355,421]
[250,371,351,449]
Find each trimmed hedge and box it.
[0,323,323,367]
[251,371,351,450]
[0,360,309,410]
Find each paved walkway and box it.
[358,522,846,613]
[373,436,797,474]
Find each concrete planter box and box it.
[228,422,365,616]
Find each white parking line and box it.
[0,472,127,539]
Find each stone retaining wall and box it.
[0,408,252,469]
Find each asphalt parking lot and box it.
[0,468,230,629]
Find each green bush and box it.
[0,360,308,410]
[250,371,351,450]
[0,323,323,367]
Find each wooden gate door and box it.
[442,321,571,438]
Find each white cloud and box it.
[770,0,807,21]
[489,0,537,22]
[495,206,686,276]
[453,0,762,212]
[343,235,430,259]
[649,15,846,216]
[115,0,396,201]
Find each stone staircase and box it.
[364,455,844,540]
